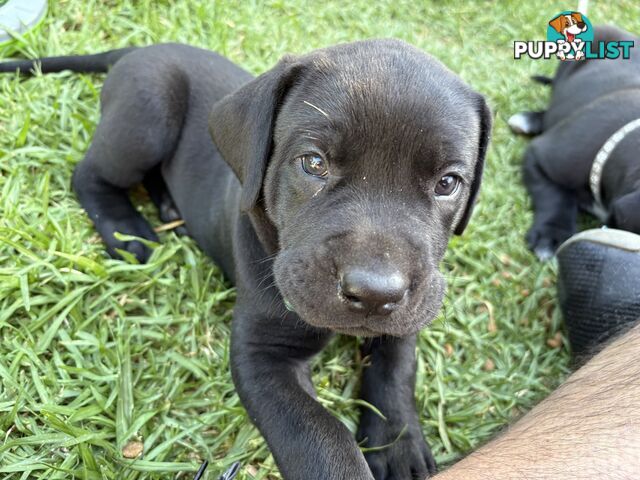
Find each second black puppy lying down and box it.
[0,41,491,479]
[509,25,640,260]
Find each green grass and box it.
[1,1,639,478]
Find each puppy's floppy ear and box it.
[209,55,302,214]
[549,16,565,33]
[454,96,492,235]
[572,12,583,23]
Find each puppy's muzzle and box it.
[339,266,409,316]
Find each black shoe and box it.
[556,228,640,357]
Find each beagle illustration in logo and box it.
[549,12,588,60]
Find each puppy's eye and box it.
[434,174,460,196]
[299,154,329,178]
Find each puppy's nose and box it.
[577,22,586,29]
[340,267,409,315]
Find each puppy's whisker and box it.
[253,252,278,265]
[256,280,278,302]
[265,285,287,316]
[302,134,320,141]
[252,276,279,306]
[254,271,275,291]
[303,100,330,119]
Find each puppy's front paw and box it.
[526,223,574,261]
[359,417,436,479]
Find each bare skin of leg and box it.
[434,322,640,480]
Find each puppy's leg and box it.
[72,64,188,262]
[523,148,578,260]
[607,189,640,233]
[357,335,436,480]
[508,111,545,136]
[73,159,159,262]
[143,165,189,236]
[231,312,374,480]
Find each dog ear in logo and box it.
[548,15,567,35]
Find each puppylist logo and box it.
[514,11,634,61]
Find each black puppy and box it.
[0,41,491,479]
[509,25,640,260]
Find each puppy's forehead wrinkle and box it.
[292,90,477,167]
[282,95,476,167]
[293,40,476,126]
[280,48,480,160]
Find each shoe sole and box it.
[557,228,640,254]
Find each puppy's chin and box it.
[331,325,387,337]
[330,322,429,338]
[273,249,446,337]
